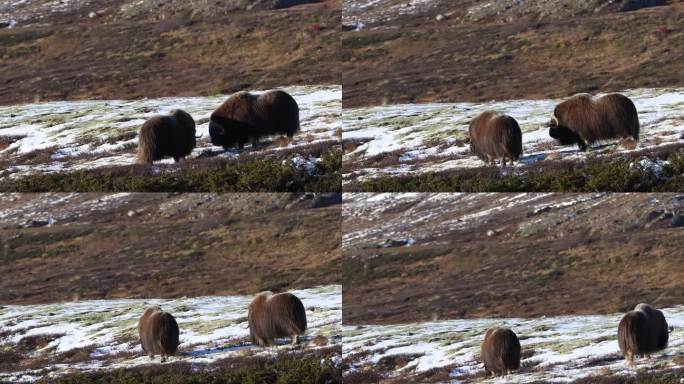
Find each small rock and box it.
[88,11,97,18]
[435,13,447,21]
[672,212,684,228]
[486,229,495,237]
[127,210,138,217]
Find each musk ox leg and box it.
[291,334,300,345]
[251,137,259,147]
[161,354,167,363]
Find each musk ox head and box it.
[138,305,180,362]
[618,303,669,363]
[137,109,198,164]
[481,327,521,376]
[209,90,300,150]
[248,291,307,347]
[469,111,523,167]
[548,93,639,151]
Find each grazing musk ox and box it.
[548,93,639,151]
[248,291,307,346]
[618,303,669,363]
[481,327,521,376]
[469,111,522,166]
[208,90,300,150]
[138,305,180,362]
[137,109,199,164]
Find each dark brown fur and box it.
[248,291,307,347]
[549,93,639,151]
[469,111,523,166]
[137,109,197,164]
[481,327,521,376]
[618,303,669,363]
[209,90,300,150]
[138,305,180,362]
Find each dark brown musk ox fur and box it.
[618,303,669,363]
[481,327,521,376]
[138,305,180,362]
[137,109,199,164]
[548,93,640,151]
[248,291,307,347]
[208,90,300,150]
[469,111,523,166]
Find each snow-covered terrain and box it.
[343,88,684,183]
[343,306,684,383]
[0,285,341,383]
[343,0,440,27]
[0,85,340,179]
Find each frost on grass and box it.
[0,285,341,383]
[0,85,341,180]
[342,88,684,183]
[343,306,684,383]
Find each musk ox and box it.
[248,291,307,346]
[208,90,300,150]
[469,111,522,166]
[137,109,199,164]
[618,303,669,363]
[138,305,180,362]
[548,93,639,151]
[481,327,521,376]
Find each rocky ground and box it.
[0,192,341,304]
[0,0,340,105]
[343,193,684,324]
[342,0,683,107]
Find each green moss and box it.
[1,148,342,193]
[348,151,684,192]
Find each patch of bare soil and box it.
[342,1,683,107]
[0,0,340,105]
[342,193,684,324]
[0,192,341,304]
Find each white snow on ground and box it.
[0,285,341,383]
[343,306,684,383]
[343,88,684,184]
[343,0,441,26]
[0,85,341,179]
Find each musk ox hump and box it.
[248,291,307,347]
[469,111,522,166]
[481,327,521,376]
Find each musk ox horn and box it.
[208,90,300,150]
[469,111,523,167]
[618,303,668,364]
[481,327,521,376]
[548,93,639,151]
[247,291,307,347]
[137,109,197,164]
[138,306,180,362]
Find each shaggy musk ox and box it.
[618,303,669,363]
[248,291,307,346]
[548,93,639,151]
[137,109,199,164]
[138,306,180,362]
[208,90,300,150]
[481,327,521,376]
[469,111,522,166]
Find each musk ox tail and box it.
[137,119,159,164]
